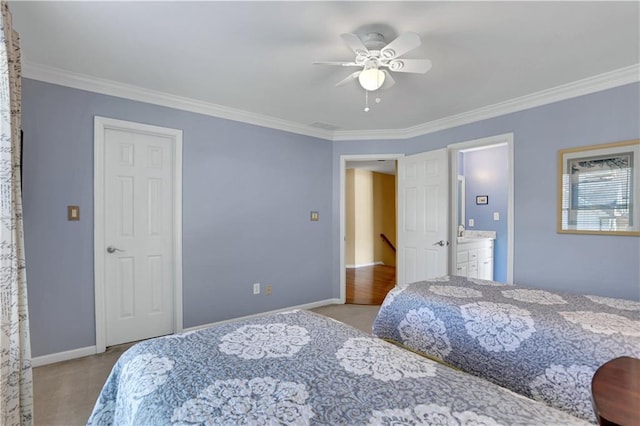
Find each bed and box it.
[372,275,640,423]
[88,309,588,425]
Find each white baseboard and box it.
[346,261,384,269]
[31,298,343,366]
[32,345,97,367]
[183,298,342,332]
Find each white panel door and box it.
[397,149,449,286]
[102,127,175,346]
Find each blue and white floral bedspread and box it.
[88,309,588,425]
[372,276,640,423]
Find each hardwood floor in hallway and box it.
[346,264,396,305]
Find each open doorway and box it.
[340,155,401,304]
[449,133,514,283]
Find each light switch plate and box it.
[468,219,474,227]
[68,205,80,221]
[493,212,500,221]
[310,211,319,221]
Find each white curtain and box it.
[0,2,33,425]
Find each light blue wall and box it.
[22,79,333,357]
[22,78,640,358]
[463,146,509,282]
[332,83,640,301]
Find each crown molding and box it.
[22,61,334,141]
[332,64,639,141]
[23,61,638,142]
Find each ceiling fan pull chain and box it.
[364,90,370,112]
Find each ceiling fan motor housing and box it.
[363,32,387,50]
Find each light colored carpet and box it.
[310,304,380,334]
[33,303,379,425]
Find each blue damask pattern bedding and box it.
[88,309,588,425]
[372,276,640,423]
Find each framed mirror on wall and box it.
[558,139,640,236]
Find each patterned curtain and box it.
[0,2,33,425]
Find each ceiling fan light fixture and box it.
[358,68,385,91]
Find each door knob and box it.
[106,246,124,254]
[433,240,449,247]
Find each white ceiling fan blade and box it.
[388,59,432,74]
[381,70,395,89]
[313,61,360,67]
[340,33,369,56]
[335,71,361,87]
[380,32,421,59]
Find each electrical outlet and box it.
[253,283,260,295]
[265,285,272,295]
[468,218,474,227]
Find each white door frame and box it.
[339,153,404,303]
[448,133,514,283]
[94,116,183,353]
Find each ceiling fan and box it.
[314,31,433,92]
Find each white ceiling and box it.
[10,1,640,139]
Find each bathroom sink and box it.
[457,236,475,243]
[457,233,496,243]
